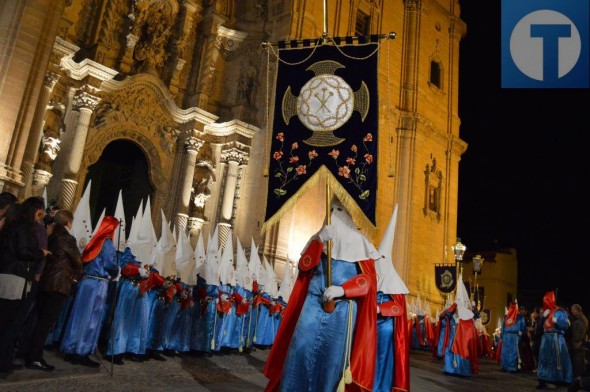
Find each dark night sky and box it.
[456,2,589,312]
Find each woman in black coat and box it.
[0,197,49,374]
[25,209,82,371]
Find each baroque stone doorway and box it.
[83,139,154,228]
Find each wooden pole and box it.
[323,177,335,313]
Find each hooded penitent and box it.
[376,204,409,295]
[81,215,119,262]
[308,197,380,262]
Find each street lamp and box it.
[472,254,484,311]
[452,238,466,262]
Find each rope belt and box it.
[84,275,110,282]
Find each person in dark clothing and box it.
[25,209,82,371]
[0,191,17,232]
[0,197,49,374]
[570,304,589,381]
[14,204,49,359]
[530,306,543,368]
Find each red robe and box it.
[378,294,410,392]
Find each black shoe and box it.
[536,381,548,390]
[148,351,166,361]
[125,353,144,362]
[109,355,124,365]
[163,349,177,357]
[25,359,55,372]
[75,355,100,368]
[63,354,75,363]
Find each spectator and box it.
[0,191,17,232]
[0,197,50,374]
[25,210,82,371]
[570,304,589,381]
[531,306,543,367]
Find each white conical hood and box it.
[130,199,158,264]
[416,293,424,316]
[248,238,260,284]
[218,231,235,286]
[376,204,409,294]
[126,200,143,251]
[202,224,220,285]
[235,237,249,289]
[113,190,127,251]
[278,261,294,302]
[306,198,380,262]
[194,231,206,276]
[263,256,278,297]
[91,207,106,238]
[455,271,474,320]
[176,228,196,285]
[143,197,158,245]
[71,180,93,252]
[151,210,176,277]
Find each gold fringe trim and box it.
[261,165,377,238]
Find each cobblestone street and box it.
[1,347,568,392]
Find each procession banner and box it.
[263,39,379,233]
[434,264,457,294]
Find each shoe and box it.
[163,349,177,357]
[536,381,548,390]
[25,359,55,372]
[63,354,75,363]
[125,353,144,362]
[75,355,100,368]
[148,351,166,361]
[109,355,124,365]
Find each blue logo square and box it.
[501,0,589,88]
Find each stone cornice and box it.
[100,73,218,125]
[204,119,259,138]
[53,37,79,58]
[60,56,119,82]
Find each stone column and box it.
[57,89,100,210]
[219,148,249,224]
[18,71,61,199]
[31,135,61,196]
[175,135,204,234]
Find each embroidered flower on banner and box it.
[272,132,317,197]
[328,132,373,200]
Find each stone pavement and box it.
[0,347,569,392]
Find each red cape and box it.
[451,318,479,374]
[81,216,119,262]
[263,240,377,392]
[391,294,410,392]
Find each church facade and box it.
[0,0,467,309]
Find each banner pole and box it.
[323,177,334,313]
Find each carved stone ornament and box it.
[72,90,100,111]
[44,72,61,90]
[220,147,249,165]
[184,136,204,152]
[32,169,53,188]
[41,136,61,161]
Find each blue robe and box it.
[224,285,250,350]
[191,281,219,353]
[442,315,473,377]
[218,284,238,349]
[60,238,118,356]
[500,314,527,372]
[145,287,166,351]
[373,292,395,392]
[411,315,429,351]
[434,313,450,359]
[107,248,148,355]
[255,292,276,346]
[537,309,573,384]
[164,283,193,353]
[279,257,360,392]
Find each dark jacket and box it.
[38,224,82,296]
[0,220,45,280]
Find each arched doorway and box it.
[84,140,154,229]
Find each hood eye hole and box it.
[337,207,343,211]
